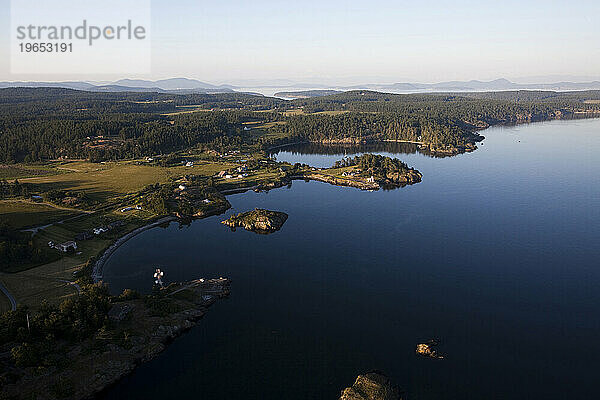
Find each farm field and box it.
[0,201,84,229]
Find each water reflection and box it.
[103,119,600,400]
[270,141,464,169]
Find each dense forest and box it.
[0,283,111,368]
[282,113,473,145]
[335,153,413,178]
[1,88,599,163]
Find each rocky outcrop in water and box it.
[340,372,403,400]
[382,169,422,186]
[222,209,288,233]
[416,340,444,359]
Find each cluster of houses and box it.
[339,170,376,183]
[215,150,245,159]
[171,180,213,205]
[216,165,250,180]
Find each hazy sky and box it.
[1,0,599,84]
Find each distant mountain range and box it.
[2,77,600,95]
[348,78,600,92]
[0,78,235,94]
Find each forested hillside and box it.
[1,88,599,163]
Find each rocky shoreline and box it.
[298,172,381,190]
[0,278,231,400]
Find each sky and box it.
[0,0,599,85]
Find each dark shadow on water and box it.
[270,142,420,158]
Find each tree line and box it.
[1,87,599,163]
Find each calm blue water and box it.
[102,118,600,400]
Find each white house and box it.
[58,241,77,252]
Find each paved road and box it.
[0,280,17,311]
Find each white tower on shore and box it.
[154,268,164,287]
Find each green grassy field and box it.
[1,269,79,311]
[0,201,84,229]
[161,106,213,116]
[20,160,242,203]
[1,208,160,308]
[21,161,178,202]
[0,163,58,180]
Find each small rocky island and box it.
[340,372,403,400]
[222,209,288,233]
[416,340,445,359]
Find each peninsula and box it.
[0,278,231,400]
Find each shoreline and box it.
[8,115,598,399]
[1,278,231,400]
[266,113,600,157]
[82,115,590,285]
[93,167,410,282]
[92,216,178,282]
